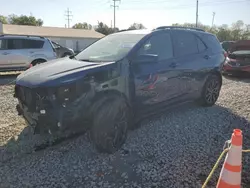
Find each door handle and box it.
[204,55,211,59]
[2,52,10,55]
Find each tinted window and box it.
[202,34,222,53]
[7,39,23,49]
[173,31,198,56]
[5,38,44,50]
[196,37,207,52]
[24,39,44,49]
[137,32,173,60]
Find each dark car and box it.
[222,40,250,75]
[14,26,225,153]
[51,41,74,58]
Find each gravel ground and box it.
[0,76,250,188]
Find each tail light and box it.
[29,64,33,68]
[224,51,228,58]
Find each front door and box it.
[130,31,185,112]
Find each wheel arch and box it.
[89,89,131,119]
[208,70,222,85]
[31,58,47,65]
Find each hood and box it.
[16,57,116,88]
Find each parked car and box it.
[0,35,57,72]
[14,26,225,153]
[51,41,74,58]
[221,41,235,52]
[222,40,250,75]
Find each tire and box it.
[197,74,222,107]
[32,59,46,66]
[90,96,129,154]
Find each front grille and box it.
[15,85,51,111]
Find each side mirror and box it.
[133,54,158,64]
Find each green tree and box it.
[171,21,250,42]
[72,22,92,30]
[8,14,43,26]
[94,22,116,35]
[0,15,7,24]
[128,23,146,30]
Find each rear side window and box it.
[172,31,199,56]
[24,39,44,49]
[202,34,222,53]
[5,38,44,50]
[7,39,23,49]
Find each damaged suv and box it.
[14,27,225,153]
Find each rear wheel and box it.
[198,74,222,106]
[90,97,129,154]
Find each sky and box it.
[1,0,250,30]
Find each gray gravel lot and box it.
[0,76,250,188]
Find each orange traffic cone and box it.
[217,129,243,188]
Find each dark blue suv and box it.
[14,26,225,153]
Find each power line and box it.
[64,8,73,28]
[110,0,121,30]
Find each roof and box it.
[0,24,105,39]
[112,29,152,35]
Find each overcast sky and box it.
[1,0,250,29]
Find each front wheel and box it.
[90,97,129,154]
[197,74,222,107]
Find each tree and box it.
[94,21,116,35]
[171,20,250,42]
[8,14,43,26]
[128,23,146,30]
[0,15,7,24]
[72,22,92,30]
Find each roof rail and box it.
[0,34,45,39]
[155,26,205,32]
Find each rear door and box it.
[171,30,202,98]
[5,38,30,67]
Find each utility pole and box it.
[111,0,120,31]
[212,12,216,28]
[196,0,199,27]
[64,8,73,28]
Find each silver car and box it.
[0,35,57,71]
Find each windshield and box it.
[75,33,146,62]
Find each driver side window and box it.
[137,32,173,61]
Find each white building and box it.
[0,23,105,52]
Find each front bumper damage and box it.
[15,83,94,134]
